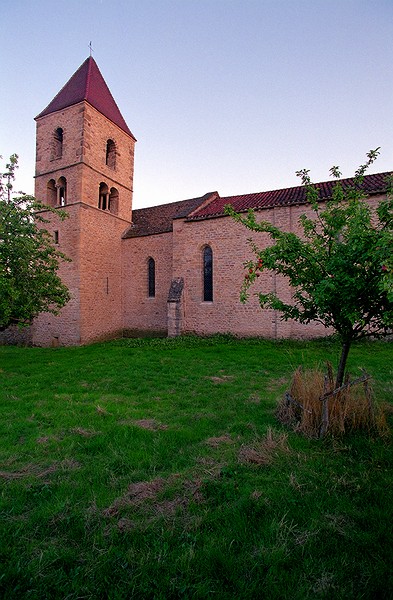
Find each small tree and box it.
[226,149,393,388]
[0,154,70,330]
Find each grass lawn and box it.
[0,335,392,599]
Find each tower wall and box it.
[35,104,134,222]
[31,204,82,346]
[35,106,84,204]
[30,62,135,346]
[79,205,130,344]
[31,203,131,347]
[80,104,134,223]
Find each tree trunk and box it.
[336,340,352,388]
[320,362,334,438]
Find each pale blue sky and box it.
[1,0,392,208]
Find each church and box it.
[11,57,393,346]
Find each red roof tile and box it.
[189,171,392,220]
[123,193,216,238]
[123,172,391,238]
[36,57,135,139]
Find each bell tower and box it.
[32,57,136,346]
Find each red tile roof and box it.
[188,171,392,220]
[123,172,391,237]
[36,57,135,139]
[123,193,216,238]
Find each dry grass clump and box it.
[103,478,167,517]
[131,419,168,431]
[277,365,389,438]
[102,475,206,525]
[205,434,233,447]
[72,427,100,437]
[206,375,234,383]
[0,459,80,480]
[238,426,289,466]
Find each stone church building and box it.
[10,57,393,346]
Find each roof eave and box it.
[35,99,137,141]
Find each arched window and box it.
[98,182,109,210]
[109,187,119,215]
[53,128,63,159]
[47,179,57,207]
[203,245,213,302]
[105,139,116,169]
[148,257,155,298]
[57,177,67,206]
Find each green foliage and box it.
[0,154,70,329]
[226,149,393,385]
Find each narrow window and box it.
[148,257,155,298]
[98,182,109,210]
[105,139,116,169]
[203,245,213,302]
[53,127,63,159]
[54,230,59,244]
[57,177,67,206]
[47,179,57,206]
[109,187,119,215]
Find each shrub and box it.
[277,364,389,438]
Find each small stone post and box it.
[167,277,184,337]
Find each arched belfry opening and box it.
[109,187,119,215]
[57,177,67,206]
[46,179,57,207]
[105,139,116,169]
[98,182,109,210]
[52,127,63,159]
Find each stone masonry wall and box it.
[30,204,131,346]
[80,104,135,222]
[0,325,32,346]
[35,104,135,222]
[35,106,84,205]
[31,204,82,346]
[79,205,130,344]
[171,194,385,339]
[122,232,173,335]
[172,213,279,337]
[30,97,135,346]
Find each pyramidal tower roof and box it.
[36,57,135,139]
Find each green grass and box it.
[0,335,392,599]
